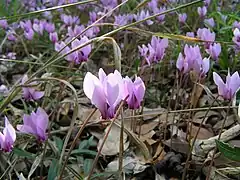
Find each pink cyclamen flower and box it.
[204,18,215,28]
[83,68,125,119]
[21,75,44,101]
[17,107,49,142]
[206,43,221,61]
[186,32,194,37]
[0,117,16,152]
[178,13,187,24]
[233,28,240,48]
[123,76,145,109]
[134,10,153,26]
[49,32,58,43]
[197,6,207,18]
[213,71,240,100]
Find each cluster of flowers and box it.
[0,75,49,152]
[83,68,145,119]
[0,108,49,152]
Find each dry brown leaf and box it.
[163,136,189,154]
[135,121,159,135]
[193,110,220,125]
[98,123,129,156]
[189,124,214,140]
[213,115,236,130]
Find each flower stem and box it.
[206,101,232,180]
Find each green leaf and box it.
[13,148,36,159]
[71,149,97,157]
[83,158,93,176]
[47,159,59,180]
[66,165,83,180]
[53,136,63,152]
[216,140,240,162]
[78,140,90,150]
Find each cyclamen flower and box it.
[17,107,49,142]
[233,28,240,49]
[0,117,16,152]
[186,32,194,37]
[44,22,55,33]
[114,14,132,27]
[134,10,153,26]
[178,13,187,24]
[33,21,44,35]
[49,32,58,43]
[55,36,91,64]
[197,28,215,48]
[154,7,166,24]
[21,75,44,101]
[61,14,80,26]
[83,68,125,119]
[213,71,240,100]
[204,0,211,7]
[139,36,168,65]
[233,21,240,30]
[206,43,221,61]
[123,76,145,109]
[204,18,215,28]
[197,6,207,18]
[176,45,210,77]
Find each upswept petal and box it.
[83,72,101,100]
[213,72,226,97]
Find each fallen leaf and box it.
[98,123,129,156]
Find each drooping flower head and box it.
[213,71,240,100]
[233,28,240,51]
[21,75,44,101]
[0,117,16,152]
[17,107,49,142]
[204,18,215,28]
[123,76,145,109]
[83,68,125,119]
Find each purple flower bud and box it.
[21,75,44,101]
[178,13,187,24]
[123,76,145,109]
[197,6,207,18]
[204,0,211,7]
[213,71,240,100]
[49,32,58,43]
[17,107,49,142]
[0,117,16,152]
[7,31,17,41]
[176,52,189,74]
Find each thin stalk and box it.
[206,101,232,180]
[86,97,128,180]
[118,108,124,180]
[170,71,183,149]
[181,95,219,180]
[59,108,97,179]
